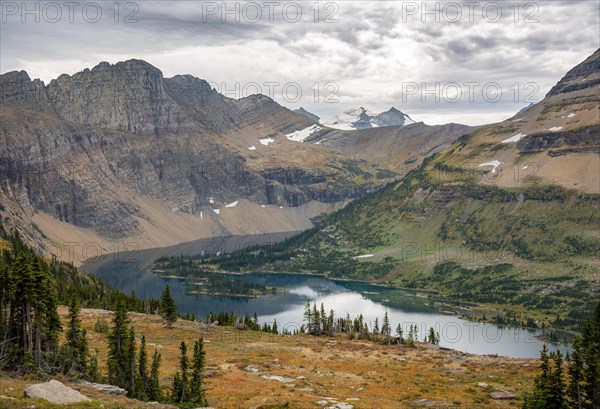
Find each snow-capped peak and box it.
[321,107,415,130]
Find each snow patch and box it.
[224,200,238,208]
[200,211,203,220]
[248,145,256,150]
[209,197,215,204]
[522,165,529,170]
[259,137,275,146]
[548,126,563,131]
[501,133,527,143]
[511,118,524,122]
[568,113,576,118]
[285,124,322,142]
[478,160,502,174]
[213,209,220,215]
[353,254,374,259]
[260,204,266,208]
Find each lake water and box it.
[81,233,571,359]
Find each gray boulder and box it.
[490,391,517,399]
[25,380,91,404]
[80,381,127,395]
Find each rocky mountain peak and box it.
[546,48,600,97]
[293,107,320,122]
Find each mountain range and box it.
[200,48,599,330]
[0,60,470,263]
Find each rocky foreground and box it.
[0,307,536,408]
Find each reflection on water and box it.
[81,234,571,359]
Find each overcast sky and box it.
[1,1,598,125]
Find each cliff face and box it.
[0,60,386,255]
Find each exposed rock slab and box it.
[25,380,91,404]
[80,381,127,395]
[490,391,517,399]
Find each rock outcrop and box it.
[24,380,91,404]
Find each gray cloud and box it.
[0,0,598,126]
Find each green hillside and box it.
[190,153,599,334]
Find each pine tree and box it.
[272,319,278,334]
[327,309,335,336]
[303,301,313,334]
[4,253,61,372]
[190,338,207,406]
[87,351,100,383]
[148,349,163,402]
[548,350,567,408]
[171,371,182,403]
[135,335,149,400]
[382,312,391,337]
[161,285,178,328]
[172,341,189,403]
[107,301,134,391]
[427,327,440,345]
[312,303,321,334]
[580,302,600,409]
[396,323,403,342]
[63,298,88,376]
[127,327,137,397]
[373,318,379,334]
[524,345,555,408]
[567,339,584,409]
[320,303,327,334]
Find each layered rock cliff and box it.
[0,60,382,260]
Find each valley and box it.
[0,7,598,407]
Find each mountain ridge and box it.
[0,59,470,264]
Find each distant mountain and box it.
[322,107,415,130]
[294,107,320,122]
[0,59,465,264]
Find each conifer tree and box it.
[107,301,134,391]
[272,319,278,334]
[524,345,558,409]
[63,298,88,376]
[5,253,61,372]
[549,350,567,408]
[127,327,137,397]
[135,335,149,400]
[148,349,163,402]
[427,327,440,345]
[87,351,100,383]
[172,341,189,403]
[567,338,584,409]
[580,302,600,409]
[396,323,403,342]
[161,285,178,328]
[382,312,391,337]
[190,338,207,406]
[303,301,313,334]
[373,317,379,334]
[327,309,335,336]
[312,303,321,334]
